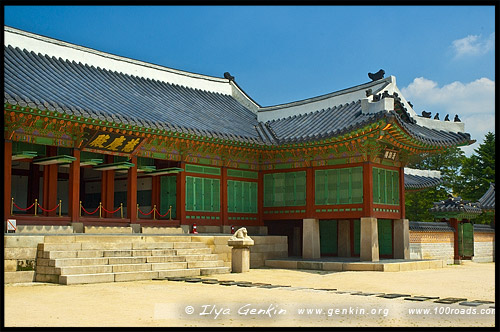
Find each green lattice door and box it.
[160,176,177,218]
[353,219,360,255]
[320,220,338,256]
[378,219,393,256]
[458,222,474,257]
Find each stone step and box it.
[102,250,134,257]
[172,242,207,249]
[41,250,78,259]
[53,265,229,284]
[200,267,231,276]
[59,273,115,285]
[146,256,186,263]
[50,257,109,267]
[157,269,201,278]
[114,271,159,282]
[107,257,148,265]
[131,242,174,250]
[183,254,219,261]
[151,262,188,270]
[56,265,114,275]
[187,260,224,268]
[38,243,83,251]
[175,248,212,255]
[111,263,153,273]
[81,242,133,250]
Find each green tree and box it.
[454,132,495,201]
[404,147,465,222]
[454,132,496,224]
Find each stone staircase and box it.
[35,237,229,285]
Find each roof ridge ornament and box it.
[368,69,385,81]
[224,72,235,81]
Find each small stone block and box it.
[167,277,187,281]
[434,297,467,304]
[404,296,440,301]
[459,301,484,307]
[378,294,411,299]
[184,278,203,283]
[315,288,337,291]
[201,280,219,284]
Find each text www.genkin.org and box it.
[154,303,390,320]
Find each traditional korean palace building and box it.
[4,26,475,262]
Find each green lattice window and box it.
[227,180,258,213]
[185,176,220,212]
[227,169,258,179]
[315,167,363,205]
[264,171,306,207]
[372,167,399,205]
[185,164,221,175]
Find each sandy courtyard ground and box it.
[4,261,496,327]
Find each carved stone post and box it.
[227,227,254,273]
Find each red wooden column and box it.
[127,156,138,222]
[399,166,405,219]
[43,146,58,217]
[151,175,161,217]
[68,148,80,222]
[449,217,460,263]
[221,167,228,227]
[177,161,186,224]
[101,155,114,218]
[306,166,315,218]
[362,161,374,217]
[4,141,12,221]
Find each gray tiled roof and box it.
[478,183,495,211]
[409,221,455,232]
[3,42,473,148]
[265,102,472,146]
[404,173,442,190]
[4,45,265,144]
[473,223,495,233]
[429,196,482,215]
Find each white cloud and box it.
[401,77,495,156]
[452,32,495,58]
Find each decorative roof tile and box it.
[478,183,495,211]
[4,27,475,149]
[429,196,482,215]
[4,45,262,144]
[409,221,455,232]
[473,224,495,233]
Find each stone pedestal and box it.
[360,217,379,262]
[338,219,351,257]
[302,218,320,259]
[227,228,254,273]
[71,222,84,233]
[393,219,409,259]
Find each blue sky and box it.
[4,5,495,155]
